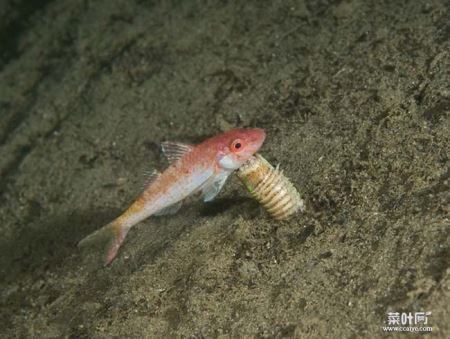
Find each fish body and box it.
[78,128,266,265]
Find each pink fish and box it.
[78,128,266,265]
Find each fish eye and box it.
[231,139,243,151]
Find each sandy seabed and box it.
[0,0,449,337]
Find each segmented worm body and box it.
[237,154,305,220]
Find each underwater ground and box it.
[0,0,449,337]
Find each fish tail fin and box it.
[78,219,130,266]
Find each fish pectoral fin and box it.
[154,201,183,216]
[200,171,231,202]
[161,141,195,164]
[142,169,161,190]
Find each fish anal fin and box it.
[154,201,183,216]
[161,141,195,164]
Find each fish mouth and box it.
[250,141,264,153]
[249,128,266,152]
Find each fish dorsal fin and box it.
[200,171,231,202]
[142,169,161,190]
[161,141,195,164]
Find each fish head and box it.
[216,128,266,170]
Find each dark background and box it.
[0,0,449,337]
